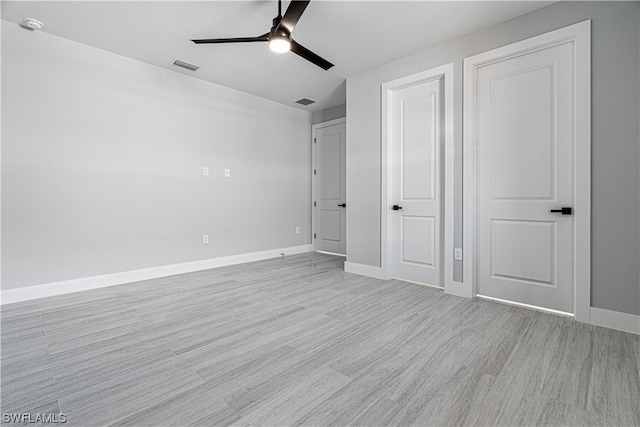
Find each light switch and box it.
[224,169,231,178]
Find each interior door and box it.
[390,78,443,286]
[475,41,575,313]
[314,120,346,255]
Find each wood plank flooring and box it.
[1,252,639,426]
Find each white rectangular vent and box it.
[295,98,316,106]
[172,59,199,72]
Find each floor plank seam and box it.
[2,252,639,426]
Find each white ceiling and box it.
[1,1,555,112]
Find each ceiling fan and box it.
[191,0,334,70]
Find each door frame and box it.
[381,63,456,293]
[462,20,591,321]
[311,117,347,254]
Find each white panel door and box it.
[390,78,442,286]
[314,121,346,255]
[475,41,575,312]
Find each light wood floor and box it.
[1,252,638,426]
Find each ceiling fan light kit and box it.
[269,34,291,53]
[191,0,334,70]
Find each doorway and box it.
[463,21,591,318]
[381,64,455,291]
[312,118,347,255]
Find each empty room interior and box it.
[1,1,639,426]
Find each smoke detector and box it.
[20,18,44,31]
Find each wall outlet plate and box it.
[454,248,463,261]
[203,234,209,244]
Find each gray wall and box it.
[1,22,312,289]
[312,104,346,125]
[346,1,640,315]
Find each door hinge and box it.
[314,233,316,239]
[314,201,316,207]
[314,169,317,175]
[314,138,316,143]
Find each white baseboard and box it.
[344,261,386,280]
[590,307,640,335]
[316,250,347,258]
[0,245,313,305]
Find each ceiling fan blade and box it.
[277,1,310,34]
[290,40,334,70]
[192,33,269,44]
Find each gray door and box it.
[314,120,346,255]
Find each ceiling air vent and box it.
[295,98,316,106]
[172,59,199,72]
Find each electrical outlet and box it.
[454,248,463,261]
[203,234,209,244]
[295,226,300,234]
[224,169,231,178]
[202,166,209,176]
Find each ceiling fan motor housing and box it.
[191,0,334,70]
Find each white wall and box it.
[1,22,312,290]
[347,1,640,316]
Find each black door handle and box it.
[338,203,346,207]
[550,207,572,215]
[392,205,403,210]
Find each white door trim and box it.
[381,63,456,293]
[311,117,347,252]
[463,20,591,322]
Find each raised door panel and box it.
[319,210,341,242]
[402,216,436,267]
[402,95,437,201]
[319,134,342,200]
[490,220,555,286]
[491,66,554,200]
